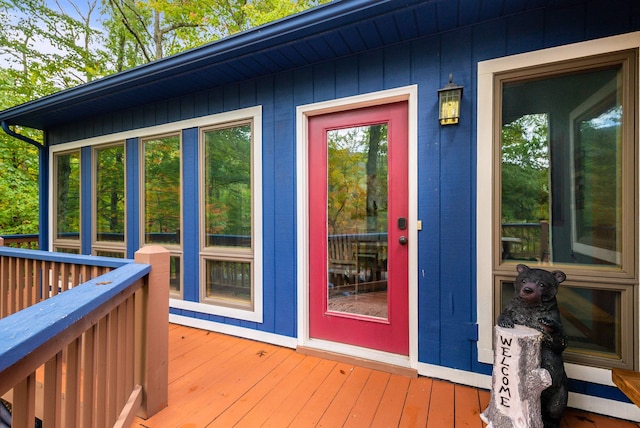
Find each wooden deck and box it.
[132,324,639,427]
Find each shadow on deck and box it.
[132,324,639,427]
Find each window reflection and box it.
[144,135,181,245]
[55,151,80,241]
[501,67,622,268]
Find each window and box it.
[94,143,126,258]
[142,134,182,296]
[478,37,638,371]
[200,114,262,320]
[53,150,81,253]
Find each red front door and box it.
[308,102,409,355]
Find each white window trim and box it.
[48,106,264,323]
[295,85,419,369]
[195,106,263,323]
[476,32,640,384]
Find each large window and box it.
[53,150,81,253]
[142,134,182,296]
[200,119,260,316]
[94,143,126,258]
[478,38,638,372]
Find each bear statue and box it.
[498,264,568,428]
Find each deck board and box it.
[131,324,640,427]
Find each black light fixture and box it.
[438,74,463,126]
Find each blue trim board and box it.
[39,146,49,250]
[126,137,140,258]
[81,146,92,254]
[181,127,199,303]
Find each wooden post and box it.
[481,325,552,428]
[134,246,170,418]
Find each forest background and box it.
[0,0,329,235]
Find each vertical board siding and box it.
[506,10,545,55]
[413,34,443,366]
[81,146,93,254]
[125,137,139,259]
[271,72,297,337]
[256,75,277,334]
[436,25,475,370]
[181,127,199,303]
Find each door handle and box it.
[399,236,408,245]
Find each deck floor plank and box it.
[399,377,432,427]
[207,351,308,427]
[288,362,356,427]
[260,359,338,427]
[371,374,411,428]
[232,353,323,426]
[342,370,390,428]
[177,346,291,427]
[454,384,484,427]
[426,379,455,428]
[130,324,640,428]
[315,366,371,427]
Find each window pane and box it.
[96,145,125,242]
[144,136,181,245]
[500,281,622,360]
[56,152,80,240]
[205,259,252,308]
[326,125,389,319]
[54,247,80,254]
[95,250,125,258]
[203,125,252,248]
[170,255,181,294]
[501,66,622,268]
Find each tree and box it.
[0,0,331,236]
[103,0,331,63]
[501,114,550,223]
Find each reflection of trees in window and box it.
[204,124,251,247]
[327,125,388,235]
[575,103,621,251]
[56,151,80,239]
[96,145,125,241]
[501,113,549,223]
[144,136,181,244]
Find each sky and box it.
[0,0,105,69]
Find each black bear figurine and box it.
[498,264,568,428]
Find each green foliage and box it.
[204,125,252,240]
[0,0,331,236]
[327,125,388,235]
[95,145,125,238]
[0,136,39,234]
[501,114,550,223]
[144,135,180,240]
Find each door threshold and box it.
[296,346,418,378]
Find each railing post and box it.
[134,245,170,418]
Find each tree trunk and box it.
[366,125,381,233]
[481,325,552,428]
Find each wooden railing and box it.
[0,241,169,427]
[0,234,39,250]
[501,221,549,262]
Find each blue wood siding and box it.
[43,0,640,401]
[182,127,199,303]
[125,137,139,259]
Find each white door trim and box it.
[295,85,419,369]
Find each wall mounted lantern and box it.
[438,74,463,125]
